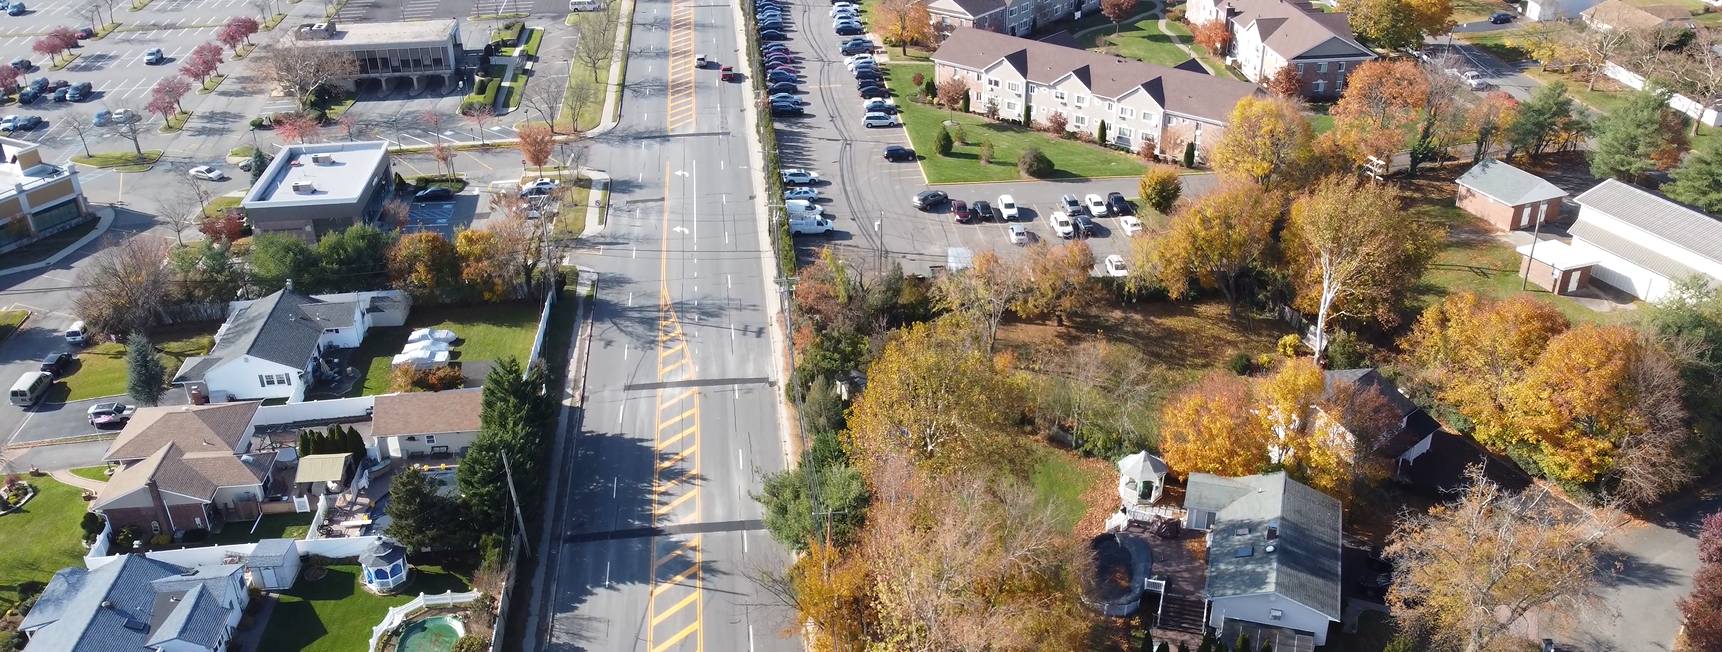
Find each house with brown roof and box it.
[1581,0,1691,31]
[368,388,483,462]
[932,27,1263,157]
[1186,0,1373,100]
[93,403,276,537]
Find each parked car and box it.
[785,199,823,216]
[835,24,864,35]
[0,115,21,132]
[853,68,882,81]
[760,29,788,40]
[1048,211,1075,238]
[110,108,138,124]
[1007,224,1029,245]
[760,42,790,53]
[769,92,802,105]
[144,47,164,64]
[782,169,820,184]
[770,104,804,117]
[75,26,93,38]
[1061,193,1084,215]
[66,81,91,101]
[415,186,455,201]
[1084,193,1109,217]
[912,190,948,210]
[1119,215,1144,236]
[859,85,890,99]
[1073,214,1097,237]
[972,200,994,222]
[188,166,226,181]
[846,54,876,68]
[1,115,38,131]
[883,145,915,161]
[1460,70,1488,90]
[93,109,112,126]
[841,41,873,55]
[8,57,28,71]
[51,87,68,102]
[767,81,798,94]
[88,403,137,427]
[39,352,69,375]
[1489,11,1512,23]
[997,194,1019,220]
[15,89,36,104]
[766,70,797,83]
[1104,254,1128,277]
[789,218,834,235]
[862,112,899,128]
[26,77,46,93]
[952,200,977,223]
[1106,191,1131,216]
[5,2,22,15]
[785,187,819,200]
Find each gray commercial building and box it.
[241,141,393,241]
[286,19,462,93]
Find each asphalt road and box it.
[533,0,796,649]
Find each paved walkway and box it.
[49,468,105,492]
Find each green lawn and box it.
[69,466,111,482]
[53,330,216,403]
[555,175,594,239]
[71,149,163,168]
[1083,18,1192,67]
[521,26,545,58]
[257,565,471,652]
[0,478,93,605]
[347,301,544,396]
[1408,192,1612,325]
[1031,453,1093,532]
[560,61,610,132]
[228,145,257,158]
[0,309,26,342]
[888,63,1148,183]
[203,195,242,218]
[1453,0,1509,23]
[209,512,313,545]
[1456,30,1530,63]
[1162,21,1242,80]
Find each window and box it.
[1074,95,1087,107]
[1007,81,1020,92]
[1073,114,1087,126]
[1117,126,1133,138]
[324,328,339,333]
[1105,101,1115,112]
[1318,62,1328,73]
[1142,112,1158,125]
[426,435,437,444]
[1314,80,1326,93]
[1119,107,1135,119]
[1269,609,1284,620]
[1054,90,1067,101]
[1337,62,1346,72]
[259,373,292,387]
[1005,101,1018,110]
[1296,63,1304,74]
[988,77,1000,88]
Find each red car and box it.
[951,200,977,224]
[720,65,737,81]
[767,65,800,76]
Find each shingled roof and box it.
[1218,0,1370,61]
[105,402,260,462]
[370,388,483,437]
[1186,472,1342,621]
[93,444,273,508]
[175,288,355,383]
[933,27,1263,122]
[21,555,243,652]
[1457,159,1568,207]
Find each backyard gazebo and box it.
[360,537,410,593]
[1117,451,1169,506]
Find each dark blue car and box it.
[767,81,798,94]
[760,30,788,40]
[767,69,797,83]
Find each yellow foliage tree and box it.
[1330,59,1429,164]
[1211,95,1315,190]
[1150,176,1278,316]
[1508,324,1642,483]
[1157,372,1272,480]
[455,228,508,301]
[1400,291,1569,451]
[874,0,935,55]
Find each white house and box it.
[172,287,409,403]
[1567,179,1722,301]
[21,555,250,652]
[368,388,483,462]
[1524,0,1606,21]
[1184,472,1342,649]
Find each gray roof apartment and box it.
[20,555,242,652]
[926,0,1005,19]
[104,402,260,462]
[1456,158,1568,206]
[1186,472,1343,621]
[175,288,355,383]
[1574,179,1722,265]
[934,27,1262,122]
[1218,0,1369,60]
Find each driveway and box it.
[0,310,77,448]
[8,387,189,446]
[1425,32,1545,103]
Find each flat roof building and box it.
[285,19,462,94]
[241,141,393,241]
[0,136,89,256]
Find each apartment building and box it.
[925,0,1096,36]
[0,136,89,256]
[933,27,1263,159]
[1186,0,1373,100]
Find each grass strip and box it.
[71,149,162,168]
[197,73,226,94]
[159,110,191,133]
[49,53,80,71]
[0,310,26,343]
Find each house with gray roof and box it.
[933,27,1263,159]
[1456,159,1568,232]
[1567,178,1722,301]
[1186,0,1373,100]
[173,286,403,403]
[20,554,248,652]
[1183,472,1341,648]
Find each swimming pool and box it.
[396,615,466,652]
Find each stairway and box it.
[1152,593,1208,635]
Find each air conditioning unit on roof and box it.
[292,181,316,194]
[312,153,333,165]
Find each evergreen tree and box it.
[1023,99,1033,126]
[1234,634,1251,652]
[1098,120,1108,146]
[346,425,365,456]
[1258,641,1273,652]
[298,430,315,456]
[249,148,270,185]
[1506,82,1587,158]
[385,466,470,551]
[935,126,954,156]
[959,91,970,112]
[125,333,167,406]
[1156,642,1171,652]
[1665,134,1722,213]
[1589,88,1677,182]
[1183,141,1197,168]
[1178,643,1191,652]
[460,357,555,533]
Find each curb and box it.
[585,0,635,137]
[579,169,608,238]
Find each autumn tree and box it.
[1211,95,1314,189]
[432,141,457,176]
[152,76,191,113]
[1255,358,1400,502]
[221,15,259,51]
[1265,63,1303,97]
[1015,240,1098,325]
[516,123,554,170]
[932,250,1028,350]
[1191,19,1232,55]
[1028,341,1165,458]
[763,542,873,652]
[1668,27,1722,135]
[0,65,19,95]
[1285,176,1440,363]
[1339,0,1452,50]
[1679,511,1722,652]
[1385,470,1619,652]
[31,34,70,65]
[274,112,323,144]
[1570,21,1638,90]
[1408,59,1473,174]
[875,0,935,55]
[73,236,173,336]
[1137,165,1182,213]
[570,2,619,82]
[1401,291,1571,448]
[1509,18,1586,70]
[1044,110,1069,134]
[1331,59,1428,163]
[935,77,969,110]
[387,232,462,301]
[1467,91,1520,163]
[1506,82,1589,157]
[1151,176,1277,315]
[1100,0,1138,35]
[1158,372,1272,479]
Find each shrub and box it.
[80,512,105,543]
[248,117,265,129]
[1045,111,1068,135]
[922,79,935,97]
[1182,141,1197,167]
[304,108,326,124]
[911,72,924,86]
[1137,137,1158,160]
[950,123,966,145]
[934,126,954,156]
[1277,334,1302,357]
[1226,352,1253,376]
[978,140,993,164]
[1018,147,1053,177]
[1138,165,1183,213]
[1097,120,1108,145]
[1325,330,1376,369]
[452,636,488,652]
[149,534,171,547]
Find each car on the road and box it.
[972,200,994,222]
[1084,193,1109,217]
[1104,254,1128,277]
[769,93,802,105]
[1119,215,1144,236]
[1048,211,1075,238]
[144,47,164,64]
[188,166,226,181]
[1007,224,1029,245]
[1060,193,1084,215]
[39,352,69,376]
[782,169,820,184]
[720,65,737,81]
[1489,11,1512,23]
[912,189,948,210]
[789,217,834,235]
[862,112,900,128]
[786,199,823,216]
[883,145,915,161]
[997,194,1019,220]
[951,200,977,223]
[1107,192,1131,216]
[89,403,137,427]
[1460,70,1488,90]
[1073,213,1097,237]
[859,85,890,99]
[696,53,708,68]
[760,29,788,40]
[767,81,798,94]
[415,187,455,201]
[785,187,819,200]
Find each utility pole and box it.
[500,450,531,546]
[1521,202,1547,291]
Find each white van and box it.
[65,320,87,346]
[785,199,823,217]
[10,371,51,407]
[789,218,833,235]
[569,0,602,10]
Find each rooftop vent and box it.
[122,619,148,632]
[1234,546,1255,558]
[292,181,316,194]
[1265,544,1277,553]
[311,153,334,165]
[100,601,113,609]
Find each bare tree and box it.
[1670,27,1722,136]
[374,108,414,152]
[103,101,148,158]
[157,188,204,246]
[564,73,600,132]
[1572,23,1639,91]
[73,235,173,336]
[465,106,495,145]
[78,3,104,32]
[572,5,618,83]
[381,197,412,230]
[517,77,564,132]
[432,141,456,177]
[258,38,358,107]
[59,110,96,158]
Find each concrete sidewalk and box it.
[49,468,105,492]
[0,207,115,278]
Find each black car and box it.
[27,77,47,93]
[415,187,455,201]
[767,81,798,94]
[883,145,915,161]
[841,41,873,55]
[52,87,69,102]
[14,115,40,130]
[1489,11,1512,23]
[973,200,994,222]
[40,352,70,376]
[835,24,864,35]
[771,104,805,117]
[760,20,784,29]
[75,26,94,38]
[912,190,948,210]
[1072,214,1097,237]
[16,89,38,104]
[854,68,882,81]
[67,81,92,101]
[859,85,890,99]
[1106,191,1131,216]
[864,99,896,114]
[760,30,788,40]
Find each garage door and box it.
[1588,264,1642,298]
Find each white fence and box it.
[85,535,381,569]
[251,395,375,428]
[81,519,114,565]
[367,590,483,652]
[1601,61,1722,126]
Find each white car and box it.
[402,339,452,353]
[523,177,561,191]
[862,112,900,128]
[832,7,858,18]
[1460,70,1488,90]
[845,54,875,69]
[1007,225,1028,245]
[1119,215,1144,237]
[1085,193,1109,217]
[769,93,803,105]
[830,2,855,14]
[111,109,140,124]
[997,194,1019,221]
[1048,211,1075,239]
[784,187,819,200]
[391,349,451,368]
[790,218,833,235]
[408,328,457,343]
[785,199,823,216]
[1104,254,1128,277]
[0,115,18,131]
[188,166,227,181]
[782,169,819,184]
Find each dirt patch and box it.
[998,301,1293,374]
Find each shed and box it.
[1518,240,1600,295]
[1455,159,1568,232]
[359,537,410,593]
[244,538,302,590]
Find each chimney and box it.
[285,278,294,292]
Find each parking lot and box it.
[763,0,1156,276]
